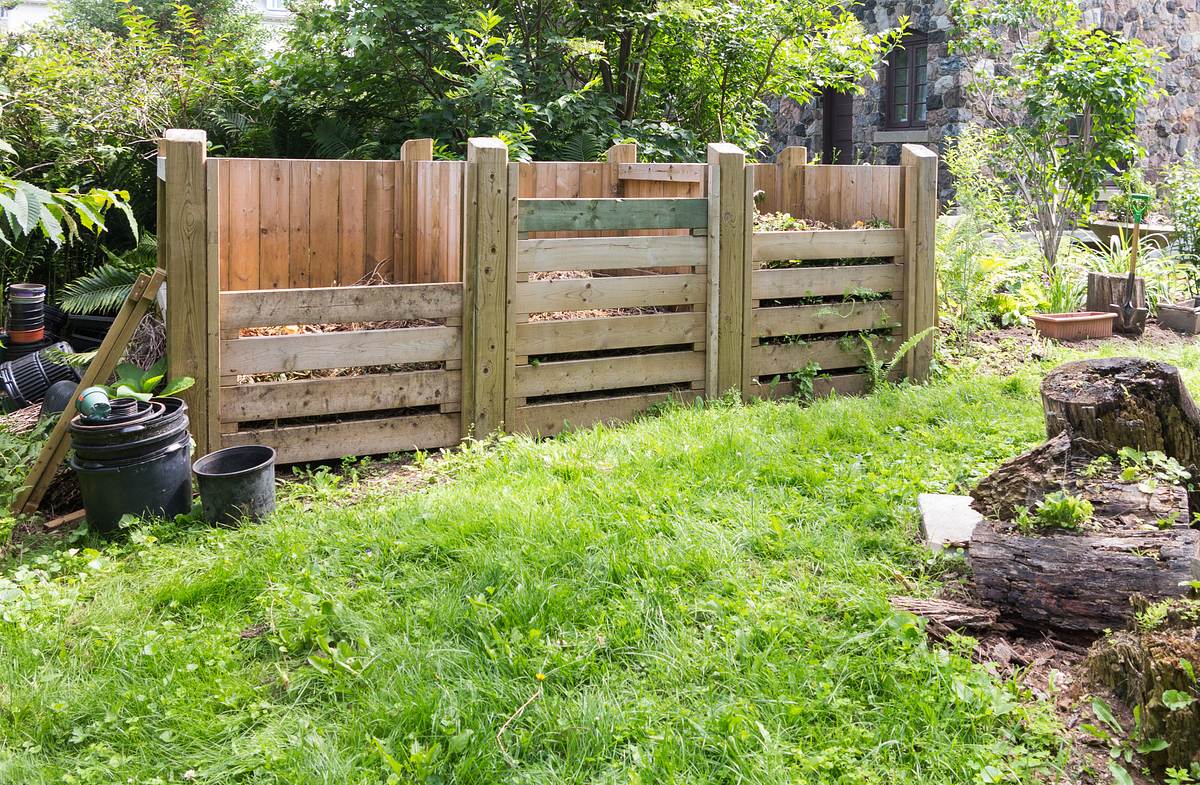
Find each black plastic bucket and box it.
[193,445,276,526]
[0,342,81,407]
[68,397,193,533]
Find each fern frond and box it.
[44,347,98,368]
[884,326,938,374]
[58,263,141,314]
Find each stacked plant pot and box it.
[5,283,50,359]
[0,284,82,412]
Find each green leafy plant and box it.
[58,234,157,315]
[1107,167,1156,223]
[104,359,194,402]
[861,326,937,391]
[1029,490,1092,530]
[787,361,822,402]
[1117,447,1191,493]
[1164,156,1200,301]
[1083,696,1170,785]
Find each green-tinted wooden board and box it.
[519,198,709,233]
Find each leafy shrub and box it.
[1106,167,1156,223]
[1014,491,1093,532]
[1164,156,1200,299]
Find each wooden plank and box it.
[504,162,521,428]
[461,138,510,436]
[750,337,896,377]
[753,300,902,338]
[517,312,706,355]
[752,263,904,299]
[204,159,222,452]
[14,271,165,513]
[220,282,462,329]
[707,142,750,397]
[218,158,232,290]
[364,161,395,280]
[225,413,460,464]
[752,228,905,262]
[400,138,434,161]
[227,158,260,291]
[516,273,705,312]
[519,198,708,233]
[901,144,938,380]
[515,350,704,397]
[258,159,290,289]
[748,372,870,401]
[618,163,706,183]
[338,161,367,285]
[514,390,699,437]
[308,160,341,286]
[288,160,312,288]
[221,326,460,375]
[163,130,216,454]
[779,146,807,217]
[221,369,459,422]
[517,235,706,273]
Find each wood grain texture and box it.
[221,370,459,422]
[514,390,699,437]
[220,282,462,328]
[901,144,938,380]
[752,264,903,299]
[225,413,460,464]
[752,228,905,262]
[747,372,869,401]
[515,350,704,397]
[752,300,902,338]
[516,274,706,312]
[518,235,706,272]
[750,337,896,377]
[707,143,750,397]
[221,326,460,375]
[519,198,708,233]
[516,312,706,354]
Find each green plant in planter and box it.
[1107,167,1156,223]
[105,360,194,402]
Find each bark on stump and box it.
[969,358,1200,635]
[1086,272,1147,335]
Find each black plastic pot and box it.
[193,445,276,526]
[64,314,117,351]
[43,304,68,341]
[40,379,79,417]
[5,338,54,361]
[68,397,193,533]
[0,342,81,408]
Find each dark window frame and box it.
[885,33,929,130]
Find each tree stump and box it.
[969,358,1200,635]
[1086,272,1146,335]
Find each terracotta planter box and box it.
[1158,301,1200,334]
[1089,219,1175,249]
[1031,311,1117,341]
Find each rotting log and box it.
[969,358,1200,635]
[1085,272,1146,335]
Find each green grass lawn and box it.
[4,343,1197,784]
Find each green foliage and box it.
[1164,157,1200,298]
[0,369,1071,782]
[268,0,902,160]
[1083,696,1170,785]
[105,358,194,401]
[949,0,1164,270]
[60,0,264,44]
[1107,167,1156,223]
[1017,492,1094,535]
[58,234,157,315]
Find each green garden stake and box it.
[1118,192,1153,333]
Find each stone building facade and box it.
[766,0,1200,201]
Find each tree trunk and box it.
[1085,273,1146,335]
[969,358,1200,635]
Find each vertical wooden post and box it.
[604,142,637,197]
[162,129,218,456]
[778,145,807,218]
[400,138,434,161]
[901,144,938,381]
[706,143,751,398]
[461,138,511,437]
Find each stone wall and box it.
[765,0,1200,199]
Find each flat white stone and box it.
[918,493,982,551]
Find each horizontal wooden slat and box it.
[752,228,905,262]
[617,163,706,183]
[519,198,708,232]
[517,312,705,355]
[517,274,705,312]
[751,338,896,376]
[221,326,459,375]
[514,390,700,437]
[753,300,902,338]
[752,264,903,300]
[224,412,460,464]
[515,350,704,397]
[748,373,871,400]
[517,236,706,273]
[220,369,459,422]
[220,283,462,329]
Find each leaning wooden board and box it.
[12,270,166,515]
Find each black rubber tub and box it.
[0,342,81,407]
[193,445,276,526]
[68,397,193,532]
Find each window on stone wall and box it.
[886,33,929,130]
